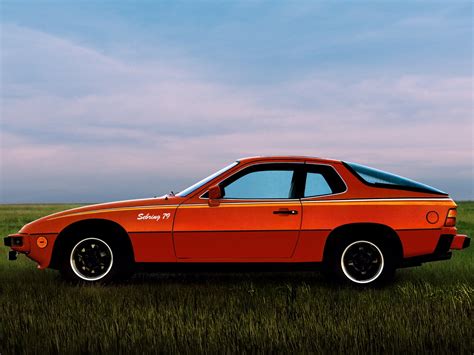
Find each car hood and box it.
[19,195,185,233]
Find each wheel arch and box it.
[323,223,403,264]
[49,218,134,269]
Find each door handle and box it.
[273,209,298,215]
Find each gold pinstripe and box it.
[47,198,452,220]
[47,205,179,220]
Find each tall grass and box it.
[0,203,473,353]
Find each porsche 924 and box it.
[4,156,470,285]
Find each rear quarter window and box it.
[344,162,447,195]
[303,164,346,197]
[304,173,333,197]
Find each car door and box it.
[173,163,303,260]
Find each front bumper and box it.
[4,232,57,269]
[8,250,18,260]
[4,235,24,247]
[4,233,31,259]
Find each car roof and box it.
[236,156,342,164]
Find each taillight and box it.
[445,208,457,227]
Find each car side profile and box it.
[4,156,470,286]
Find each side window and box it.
[222,167,296,199]
[304,173,332,197]
[303,165,346,197]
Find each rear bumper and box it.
[450,234,470,250]
[401,233,469,268]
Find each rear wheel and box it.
[59,233,130,284]
[327,237,396,286]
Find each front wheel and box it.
[60,235,127,284]
[328,238,396,286]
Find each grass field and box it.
[0,203,473,353]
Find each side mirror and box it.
[208,184,222,206]
[208,184,222,199]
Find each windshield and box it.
[345,162,447,195]
[176,162,239,197]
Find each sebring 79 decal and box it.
[137,212,172,222]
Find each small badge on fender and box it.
[137,212,171,222]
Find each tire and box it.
[327,236,396,286]
[59,232,130,284]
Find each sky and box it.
[0,0,472,202]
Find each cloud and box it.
[1,24,472,202]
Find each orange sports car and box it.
[4,156,470,286]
